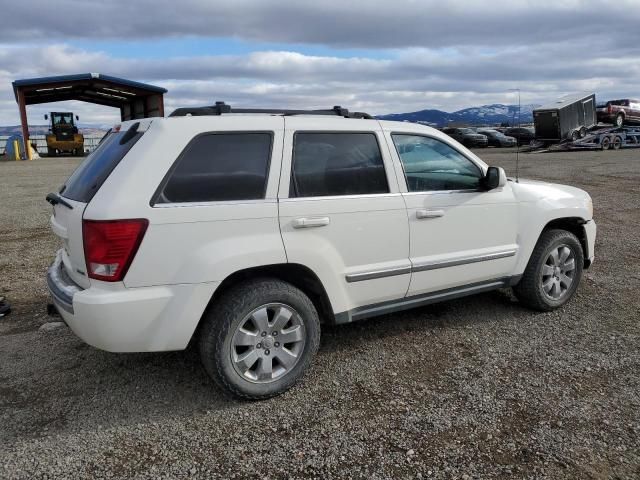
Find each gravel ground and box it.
[0,149,638,479]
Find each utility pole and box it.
[508,88,521,183]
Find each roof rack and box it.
[169,101,373,119]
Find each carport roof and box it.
[12,73,167,108]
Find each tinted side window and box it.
[611,100,629,106]
[291,133,389,197]
[392,134,482,192]
[157,133,272,203]
[61,127,143,202]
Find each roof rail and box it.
[169,101,373,119]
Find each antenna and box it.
[508,88,521,183]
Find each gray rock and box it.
[39,322,66,332]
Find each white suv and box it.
[46,103,596,399]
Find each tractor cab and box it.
[48,112,78,136]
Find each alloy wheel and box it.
[541,245,576,300]
[230,303,306,383]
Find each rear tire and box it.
[513,229,584,312]
[613,136,622,150]
[579,126,587,138]
[47,147,55,157]
[199,278,320,400]
[601,136,610,150]
[571,130,580,142]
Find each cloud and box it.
[2,0,640,51]
[1,41,639,125]
[0,1,639,124]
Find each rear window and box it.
[154,132,273,204]
[290,132,389,197]
[60,125,143,202]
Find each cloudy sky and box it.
[1,0,639,126]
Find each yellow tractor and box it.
[45,112,84,156]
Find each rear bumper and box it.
[47,250,218,352]
[47,252,82,314]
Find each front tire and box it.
[615,113,624,127]
[513,229,584,311]
[199,278,320,399]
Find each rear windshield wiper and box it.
[46,193,73,210]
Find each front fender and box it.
[511,180,593,274]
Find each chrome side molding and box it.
[345,249,517,283]
[412,249,517,273]
[345,265,411,283]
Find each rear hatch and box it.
[533,111,560,139]
[49,121,150,288]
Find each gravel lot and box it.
[1,148,638,479]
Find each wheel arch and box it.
[540,217,591,268]
[190,263,335,346]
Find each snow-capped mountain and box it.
[378,103,539,127]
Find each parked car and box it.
[596,99,640,127]
[46,103,596,399]
[442,127,488,148]
[476,129,517,147]
[503,127,536,146]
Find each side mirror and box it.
[76,115,79,121]
[44,114,48,120]
[482,166,507,190]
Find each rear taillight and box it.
[83,219,148,282]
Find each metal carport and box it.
[12,73,167,159]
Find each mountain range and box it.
[378,104,538,127]
[1,103,538,135]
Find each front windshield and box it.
[52,113,74,126]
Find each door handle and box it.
[416,209,445,219]
[292,217,330,229]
